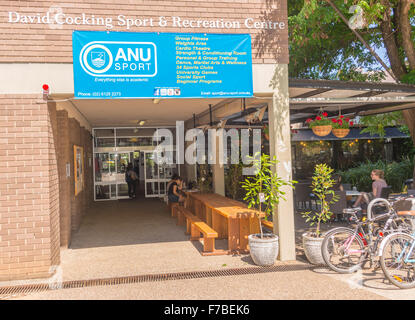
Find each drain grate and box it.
[0,263,312,299]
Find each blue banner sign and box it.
[72,31,253,99]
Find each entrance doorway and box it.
[144,151,178,197]
[93,127,179,201]
[94,152,130,200]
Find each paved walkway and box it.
[2,197,413,300]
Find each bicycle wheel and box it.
[321,227,366,274]
[380,233,415,289]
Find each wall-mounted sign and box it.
[8,12,286,31]
[72,31,253,99]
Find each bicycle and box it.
[321,198,411,274]
[379,198,415,289]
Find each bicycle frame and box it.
[343,199,398,259]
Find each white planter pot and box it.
[302,233,325,265]
[248,233,279,266]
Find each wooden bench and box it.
[182,208,202,235]
[181,208,220,255]
[175,206,187,226]
[169,202,180,217]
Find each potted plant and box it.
[301,163,339,265]
[331,116,353,138]
[241,152,297,266]
[306,112,332,137]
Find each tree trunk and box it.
[402,109,415,184]
[398,0,415,70]
[379,0,407,79]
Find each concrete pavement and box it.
[1,197,413,300]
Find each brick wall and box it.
[68,118,93,233]
[0,0,288,64]
[56,110,71,248]
[0,95,60,280]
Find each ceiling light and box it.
[139,120,146,126]
[153,99,161,104]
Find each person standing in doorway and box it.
[126,162,138,199]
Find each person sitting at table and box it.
[168,174,185,203]
[353,169,387,209]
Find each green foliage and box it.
[225,162,244,200]
[355,1,385,24]
[241,153,297,238]
[288,0,387,81]
[306,112,332,127]
[338,157,414,192]
[308,118,332,128]
[359,111,407,137]
[197,164,213,193]
[401,70,415,85]
[301,163,339,238]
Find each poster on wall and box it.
[74,145,84,196]
[72,30,253,99]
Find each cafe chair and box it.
[380,186,392,199]
[294,183,313,211]
[327,191,347,221]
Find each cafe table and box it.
[185,192,264,254]
[346,190,361,202]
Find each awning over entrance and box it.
[52,78,415,128]
[288,79,415,124]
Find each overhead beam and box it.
[186,97,267,127]
[291,102,415,124]
[289,78,415,93]
[290,95,415,105]
[291,88,332,99]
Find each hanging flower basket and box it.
[331,116,353,138]
[311,125,332,137]
[306,112,332,137]
[332,128,350,138]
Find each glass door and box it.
[144,151,159,197]
[94,152,130,200]
[94,153,116,200]
[114,152,130,199]
[144,151,179,198]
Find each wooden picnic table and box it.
[185,192,264,254]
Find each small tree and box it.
[241,153,297,239]
[302,163,339,238]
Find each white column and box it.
[212,131,225,196]
[268,64,296,261]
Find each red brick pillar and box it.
[56,110,71,248]
[0,94,60,281]
[69,118,83,232]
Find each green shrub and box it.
[338,157,414,193]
